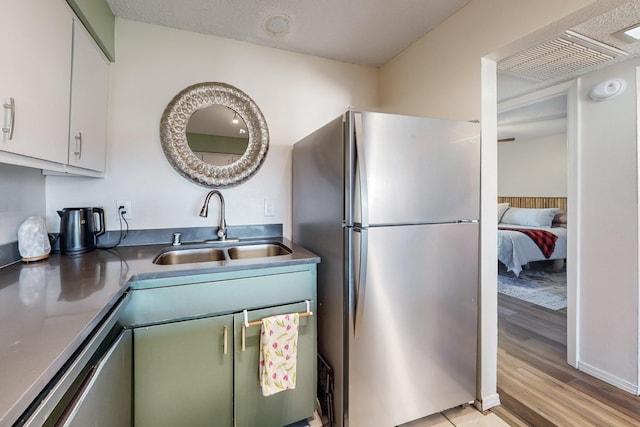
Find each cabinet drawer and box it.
[121,269,316,327]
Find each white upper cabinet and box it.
[0,0,72,164]
[68,19,109,172]
[0,0,110,175]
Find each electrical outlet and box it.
[116,200,132,220]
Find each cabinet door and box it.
[68,18,109,172]
[134,315,233,427]
[57,329,132,427]
[0,0,72,163]
[234,301,317,427]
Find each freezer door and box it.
[350,111,480,226]
[347,223,478,427]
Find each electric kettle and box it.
[57,207,105,255]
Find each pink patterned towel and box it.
[259,313,299,396]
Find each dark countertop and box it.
[0,238,319,427]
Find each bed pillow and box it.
[552,210,567,228]
[500,207,559,227]
[498,203,510,222]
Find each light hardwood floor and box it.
[492,293,640,426]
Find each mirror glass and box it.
[186,105,250,166]
[160,82,269,188]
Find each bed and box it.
[497,201,567,276]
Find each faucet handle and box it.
[172,232,182,246]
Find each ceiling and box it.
[497,96,567,142]
[106,0,470,67]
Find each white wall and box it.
[498,133,567,197]
[45,19,378,240]
[0,164,45,245]
[575,59,639,392]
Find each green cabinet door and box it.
[134,315,233,427]
[234,301,317,427]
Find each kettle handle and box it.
[93,207,106,237]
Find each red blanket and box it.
[499,227,558,258]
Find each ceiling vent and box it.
[498,30,628,82]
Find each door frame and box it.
[496,80,580,367]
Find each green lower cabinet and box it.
[133,301,317,427]
[129,265,318,426]
[234,301,317,427]
[134,315,234,427]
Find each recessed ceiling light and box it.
[264,15,291,38]
[612,22,640,43]
[623,24,640,40]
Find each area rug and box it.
[498,265,567,310]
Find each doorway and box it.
[494,81,578,366]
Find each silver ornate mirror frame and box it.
[160,82,269,188]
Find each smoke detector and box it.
[498,30,628,82]
[264,14,291,38]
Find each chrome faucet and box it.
[199,190,227,241]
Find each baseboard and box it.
[578,362,639,395]
[474,393,501,411]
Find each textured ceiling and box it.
[105,0,471,67]
[499,0,640,85]
[572,0,640,55]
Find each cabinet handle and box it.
[241,325,246,352]
[223,325,228,355]
[2,97,15,140]
[55,363,100,426]
[74,132,82,159]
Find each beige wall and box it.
[379,0,600,120]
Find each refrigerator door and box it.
[347,223,478,427]
[350,111,480,227]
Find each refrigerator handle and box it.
[353,227,368,338]
[344,112,354,227]
[353,112,369,228]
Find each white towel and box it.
[259,313,299,396]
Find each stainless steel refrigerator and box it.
[292,111,480,427]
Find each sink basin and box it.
[153,247,227,265]
[152,241,293,265]
[227,243,292,260]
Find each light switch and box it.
[264,199,275,217]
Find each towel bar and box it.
[243,300,313,328]
[241,300,313,351]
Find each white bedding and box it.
[498,224,567,276]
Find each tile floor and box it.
[400,405,509,427]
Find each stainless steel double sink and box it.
[152,240,293,265]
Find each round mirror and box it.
[160,82,269,187]
[186,105,249,166]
